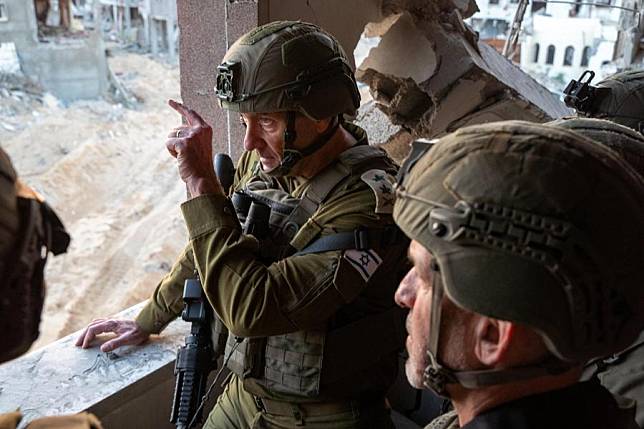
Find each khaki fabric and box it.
[0,412,102,429]
[0,412,21,429]
[204,375,394,429]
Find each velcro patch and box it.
[343,249,383,282]
[360,169,395,214]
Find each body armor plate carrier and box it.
[222,145,407,397]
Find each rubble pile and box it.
[0,73,47,131]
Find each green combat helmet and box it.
[563,69,644,133]
[214,21,360,175]
[548,117,644,175]
[394,121,644,396]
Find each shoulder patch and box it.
[343,249,383,282]
[360,169,395,214]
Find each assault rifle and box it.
[170,153,236,429]
[170,277,216,429]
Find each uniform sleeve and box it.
[181,192,381,338]
[134,246,196,334]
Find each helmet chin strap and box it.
[263,112,340,177]
[422,269,573,398]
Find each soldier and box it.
[393,121,644,429]
[563,69,644,133]
[547,116,644,428]
[76,21,408,428]
[0,146,101,429]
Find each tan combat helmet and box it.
[563,69,644,133]
[214,21,360,176]
[394,121,644,395]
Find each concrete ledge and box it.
[0,301,189,429]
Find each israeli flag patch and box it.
[361,169,395,214]
[343,249,383,282]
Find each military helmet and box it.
[394,121,644,391]
[564,69,644,133]
[215,21,360,120]
[0,147,19,267]
[548,117,644,176]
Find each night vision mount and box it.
[563,70,608,114]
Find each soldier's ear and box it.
[473,317,515,368]
[313,117,333,133]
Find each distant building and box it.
[97,0,178,62]
[0,0,109,101]
[519,0,637,92]
[470,0,642,93]
[467,0,522,60]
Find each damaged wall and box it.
[0,0,38,48]
[177,0,569,162]
[355,6,572,161]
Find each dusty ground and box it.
[1,50,188,349]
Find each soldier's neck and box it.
[291,125,357,179]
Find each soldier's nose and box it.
[395,269,417,308]
[243,130,263,152]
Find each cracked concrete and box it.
[355,6,571,160]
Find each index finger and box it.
[168,99,205,127]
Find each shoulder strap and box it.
[294,225,408,256]
[285,145,393,250]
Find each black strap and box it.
[294,225,407,256]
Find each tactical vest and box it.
[220,144,407,397]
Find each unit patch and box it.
[343,249,383,282]
[360,169,395,214]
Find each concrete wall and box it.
[0,302,190,429]
[0,0,38,48]
[19,32,109,101]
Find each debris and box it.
[356,7,571,148]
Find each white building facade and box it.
[520,0,636,92]
[470,0,640,93]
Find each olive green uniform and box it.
[136,126,406,428]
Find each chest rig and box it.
[219,144,406,398]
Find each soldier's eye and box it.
[239,116,247,128]
[259,118,276,128]
[429,259,440,273]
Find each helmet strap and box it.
[422,270,455,397]
[422,271,573,396]
[265,113,341,177]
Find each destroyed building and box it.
[0,0,108,101]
